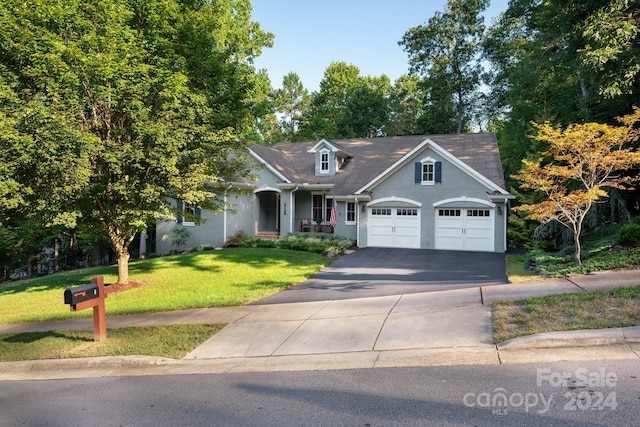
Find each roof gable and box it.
[355,138,510,196]
[248,133,509,196]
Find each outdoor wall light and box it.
[361,204,366,213]
[497,206,503,215]
[283,202,287,215]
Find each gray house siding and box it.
[155,134,512,255]
[156,200,225,255]
[359,146,508,251]
[226,192,257,239]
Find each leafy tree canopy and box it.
[400,0,489,133]
[513,108,640,265]
[0,0,272,283]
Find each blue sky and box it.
[251,0,509,92]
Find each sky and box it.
[251,0,510,93]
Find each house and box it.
[156,134,515,254]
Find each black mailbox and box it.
[64,283,100,306]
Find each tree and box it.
[337,75,391,138]
[581,0,640,99]
[387,74,425,136]
[298,61,361,139]
[0,0,272,284]
[484,0,640,189]
[272,72,310,139]
[400,0,489,133]
[513,108,640,265]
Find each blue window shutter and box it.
[195,206,201,217]
[415,162,421,183]
[435,162,442,183]
[177,200,184,224]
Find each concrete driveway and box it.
[254,247,508,304]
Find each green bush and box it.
[239,234,354,255]
[526,247,640,277]
[617,222,640,247]
[224,230,248,247]
[241,237,277,248]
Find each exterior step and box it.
[256,232,280,240]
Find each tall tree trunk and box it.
[116,249,130,284]
[107,227,134,284]
[456,89,464,134]
[573,220,583,266]
[53,236,59,272]
[573,232,582,266]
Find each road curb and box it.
[2,328,640,381]
[497,327,635,350]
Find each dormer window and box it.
[308,139,353,176]
[320,150,330,173]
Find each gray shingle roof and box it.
[249,133,507,195]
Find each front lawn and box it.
[506,254,547,283]
[0,248,331,324]
[0,324,224,362]
[492,285,640,343]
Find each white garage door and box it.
[435,208,494,252]
[368,207,421,249]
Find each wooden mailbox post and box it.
[64,276,107,342]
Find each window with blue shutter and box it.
[177,200,184,224]
[176,200,200,226]
[417,157,441,185]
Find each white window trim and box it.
[178,201,198,226]
[345,201,356,225]
[420,156,436,186]
[311,192,327,223]
[320,149,330,174]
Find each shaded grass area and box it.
[506,254,547,283]
[529,247,640,277]
[0,324,224,362]
[0,248,331,324]
[492,285,640,343]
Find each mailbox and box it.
[64,282,100,306]
[62,276,107,342]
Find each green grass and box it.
[506,254,547,283]
[492,285,640,343]
[0,248,331,324]
[0,324,224,362]
[529,247,640,277]
[525,219,640,277]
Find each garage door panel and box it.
[435,234,463,250]
[394,224,420,248]
[435,208,494,252]
[368,225,394,247]
[367,208,420,249]
[464,235,492,251]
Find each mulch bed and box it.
[106,281,145,295]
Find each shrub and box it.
[224,230,248,247]
[240,237,277,248]
[617,223,640,247]
[238,234,354,255]
[161,226,191,248]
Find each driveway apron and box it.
[254,247,508,304]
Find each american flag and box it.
[329,199,337,228]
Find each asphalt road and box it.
[254,247,509,304]
[2,360,638,426]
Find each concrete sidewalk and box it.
[1,270,639,380]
